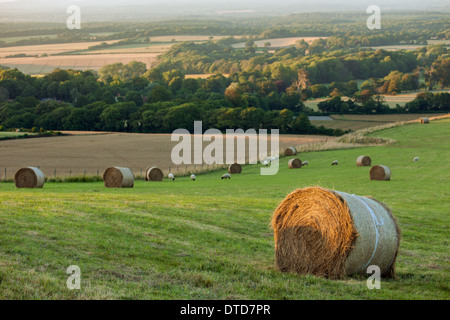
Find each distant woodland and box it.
[0,12,448,135]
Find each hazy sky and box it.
[1,0,449,22]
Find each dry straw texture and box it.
[370,165,391,181]
[146,167,163,181]
[103,167,134,188]
[285,147,297,156]
[271,187,400,279]
[356,156,372,167]
[228,163,242,174]
[288,158,302,169]
[14,167,45,188]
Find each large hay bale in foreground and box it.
[228,163,242,174]
[103,167,134,188]
[146,167,163,181]
[271,187,400,279]
[288,158,302,169]
[420,117,429,124]
[370,165,391,181]
[285,147,297,156]
[14,167,45,188]
[356,156,372,167]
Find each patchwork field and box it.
[0,35,239,74]
[0,118,448,299]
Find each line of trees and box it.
[0,41,448,135]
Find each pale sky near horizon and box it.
[1,0,449,22]
[1,0,449,8]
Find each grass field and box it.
[0,132,37,138]
[0,119,448,299]
[304,92,445,112]
[311,113,449,131]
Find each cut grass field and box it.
[311,113,449,131]
[305,90,450,113]
[0,119,448,299]
[0,132,37,139]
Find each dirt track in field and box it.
[0,132,331,178]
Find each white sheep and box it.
[413,157,419,162]
[331,160,338,165]
[302,160,309,166]
[190,174,196,181]
[270,155,279,162]
[168,173,175,181]
[221,173,231,180]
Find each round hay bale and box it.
[370,165,391,181]
[420,117,429,124]
[288,158,302,169]
[14,167,45,188]
[356,156,372,167]
[103,167,134,188]
[146,167,163,181]
[285,147,297,156]
[228,163,242,174]
[271,187,400,279]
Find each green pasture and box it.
[0,119,448,299]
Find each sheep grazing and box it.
[302,160,309,166]
[168,173,175,181]
[331,160,339,166]
[221,173,231,180]
[413,157,419,162]
[190,174,196,181]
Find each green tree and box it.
[291,113,312,134]
[278,108,294,133]
[240,107,265,130]
[100,106,123,131]
[163,103,202,132]
[148,85,171,103]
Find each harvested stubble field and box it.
[0,53,160,75]
[232,37,327,48]
[0,118,448,299]
[0,41,122,57]
[0,132,330,179]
